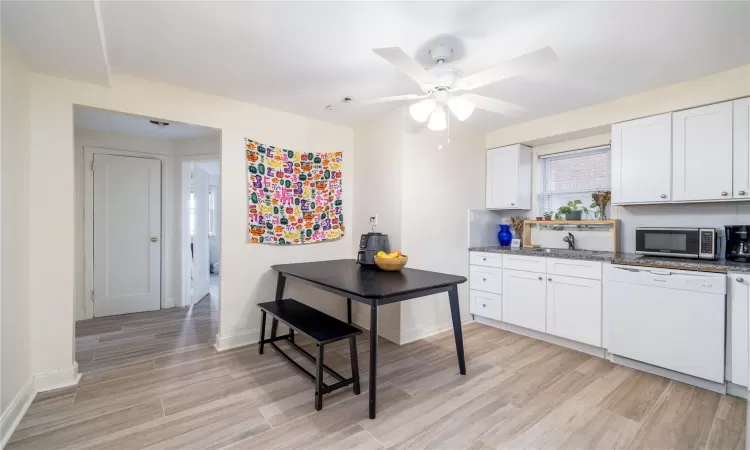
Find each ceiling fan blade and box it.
[373,47,437,89]
[464,94,524,116]
[454,47,559,91]
[349,94,428,105]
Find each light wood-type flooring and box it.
[7,296,746,449]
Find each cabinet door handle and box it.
[482,304,486,307]
[482,257,487,261]
[482,278,487,282]
[721,191,728,196]
[510,202,515,206]
[660,194,667,199]
[538,276,543,280]
[737,277,744,283]
[739,191,747,196]
[548,277,552,281]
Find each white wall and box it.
[1,38,33,432]
[351,109,404,341]
[27,73,354,383]
[352,108,485,343]
[399,121,485,342]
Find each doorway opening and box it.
[184,160,221,311]
[74,105,221,374]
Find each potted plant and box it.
[591,190,612,220]
[555,200,589,220]
[508,216,525,245]
[543,211,553,220]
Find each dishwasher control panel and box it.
[604,264,726,296]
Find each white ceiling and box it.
[74,106,219,139]
[5,1,750,131]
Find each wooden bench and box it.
[257,299,362,411]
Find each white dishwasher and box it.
[603,264,726,383]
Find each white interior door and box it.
[93,154,161,317]
[192,166,210,304]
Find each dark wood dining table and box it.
[271,259,468,419]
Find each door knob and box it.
[721,191,728,196]
[737,277,744,283]
[660,194,667,199]
[739,191,747,196]
[151,237,159,242]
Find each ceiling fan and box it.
[355,45,559,131]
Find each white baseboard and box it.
[475,315,607,358]
[34,362,81,392]
[399,314,472,345]
[0,377,35,448]
[727,382,748,399]
[610,354,727,394]
[215,329,258,352]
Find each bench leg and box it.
[289,329,294,344]
[315,344,324,411]
[270,317,279,341]
[349,336,360,395]
[258,310,267,355]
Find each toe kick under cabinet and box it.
[469,252,603,347]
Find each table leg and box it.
[448,285,466,375]
[369,301,378,419]
[347,298,352,324]
[275,273,286,302]
[258,310,267,355]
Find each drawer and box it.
[471,290,502,321]
[470,252,503,268]
[470,265,502,294]
[503,254,546,273]
[546,258,602,280]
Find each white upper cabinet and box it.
[672,101,733,202]
[734,98,750,199]
[486,144,532,210]
[611,113,672,204]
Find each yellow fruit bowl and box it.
[374,255,408,271]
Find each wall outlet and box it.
[369,215,378,227]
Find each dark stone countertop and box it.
[469,246,750,274]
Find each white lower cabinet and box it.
[728,273,748,387]
[502,269,546,332]
[546,275,602,347]
[470,290,502,322]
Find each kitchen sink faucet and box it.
[563,232,575,250]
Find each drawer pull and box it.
[482,304,486,307]
[482,278,487,282]
[721,191,728,196]
[660,194,667,199]
[737,277,744,283]
[548,277,552,281]
[482,257,487,261]
[739,191,747,196]
[538,276,542,280]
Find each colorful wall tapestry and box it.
[246,138,344,245]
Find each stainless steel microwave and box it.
[635,227,717,260]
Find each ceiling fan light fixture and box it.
[447,96,475,121]
[409,99,436,123]
[427,105,447,131]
